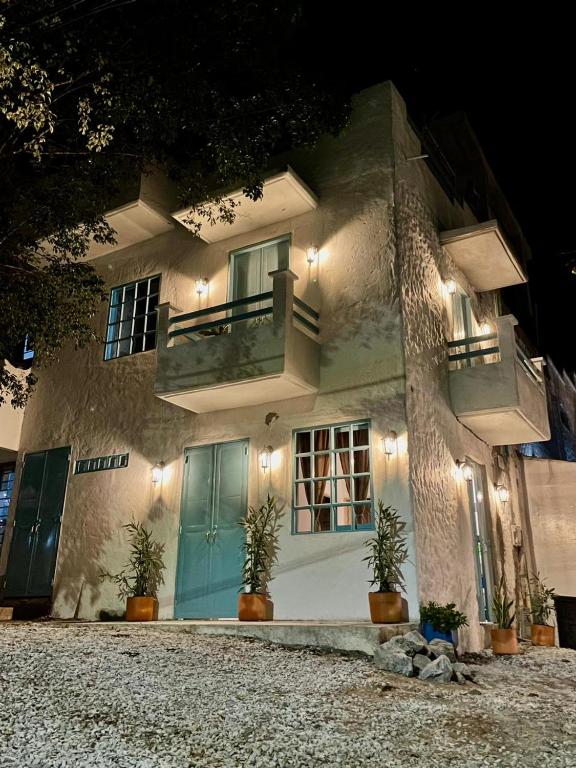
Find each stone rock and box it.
[412,653,431,674]
[382,631,427,657]
[373,647,413,677]
[453,662,475,681]
[428,638,456,662]
[419,654,453,683]
[454,671,467,685]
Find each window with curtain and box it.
[229,236,289,303]
[104,275,160,360]
[293,422,373,534]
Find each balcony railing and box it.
[154,269,321,413]
[447,315,549,445]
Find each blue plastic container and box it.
[421,622,458,648]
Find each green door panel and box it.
[175,439,248,619]
[4,446,69,598]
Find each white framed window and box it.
[292,421,373,534]
[104,275,160,360]
[229,235,290,303]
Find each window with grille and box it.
[74,453,129,474]
[104,275,160,360]
[293,421,373,534]
[0,464,15,552]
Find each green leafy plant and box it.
[102,522,166,600]
[529,573,556,626]
[420,601,468,633]
[492,574,515,629]
[239,495,282,595]
[363,501,409,593]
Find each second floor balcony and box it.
[448,315,550,446]
[154,269,320,413]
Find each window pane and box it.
[355,504,372,527]
[149,276,160,295]
[107,323,120,342]
[296,455,311,479]
[110,288,122,306]
[109,306,120,324]
[296,508,312,533]
[335,451,351,476]
[135,297,147,317]
[133,316,145,336]
[120,319,132,339]
[313,480,331,505]
[313,452,330,478]
[132,335,144,354]
[313,507,331,532]
[353,424,369,447]
[314,429,330,452]
[136,280,149,299]
[295,432,311,455]
[146,312,157,333]
[295,482,311,506]
[334,476,351,503]
[144,332,156,351]
[353,476,371,501]
[353,449,370,474]
[118,338,131,356]
[334,426,350,449]
[336,506,353,528]
[148,294,159,313]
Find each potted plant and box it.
[419,601,468,647]
[102,521,166,622]
[491,574,518,654]
[529,573,556,647]
[238,495,281,621]
[364,501,409,624]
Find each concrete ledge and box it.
[79,620,418,656]
[0,607,14,621]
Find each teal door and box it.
[4,447,70,598]
[175,439,248,618]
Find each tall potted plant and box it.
[529,573,556,647]
[238,495,281,621]
[491,574,518,654]
[364,501,409,624]
[419,601,468,647]
[102,521,166,622]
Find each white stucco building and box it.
[0,82,552,650]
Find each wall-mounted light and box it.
[260,446,273,472]
[152,461,165,485]
[496,484,510,503]
[195,278,209,297]
[480,321,493,336]
[445,279,457,295]
[382,430,398,456]
[456,459,473,482]
[306,246,319,265]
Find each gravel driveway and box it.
[1,623,575,767]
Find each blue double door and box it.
[175,439,248,618]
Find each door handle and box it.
[212,527,218,542]
[205,530,211,542]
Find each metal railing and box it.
[447,332,500,364]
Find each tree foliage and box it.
[0,0,349,405]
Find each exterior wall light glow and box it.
[306,246,319,265]
[382,430,398,456]
[260,446,273,472]
[195,278,209,296]
[496,484,510,503]
[152,461,165,485]
[445,279,457,295]
[456,459,473,482]
[480,321,493,335]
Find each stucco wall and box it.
[523,457,576,596]
[2,83,419,623]
[388,86,531,650]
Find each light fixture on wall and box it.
[496,484,510,503]
[306,246,319,265]
[456,459,473,482]
[382,430,398,456]
[195,278,209,297]
[480,321,493,336]
[260,446,273,472]
[445,279,457,295]
[152,461,165,485]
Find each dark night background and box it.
[301,9,575,373]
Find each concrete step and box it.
[95,619,419,656]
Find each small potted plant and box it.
[529,573,556,647]
[364,501,409,624]
[491,574,518,655]
[238,495,281,621]
[419,601,468,647]
[102,521,165,622]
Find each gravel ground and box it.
[1,624,576,767]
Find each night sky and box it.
[303,10,575,373]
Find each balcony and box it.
[154,269,320,413]
[440,220,527,291]
[448,315,550,446]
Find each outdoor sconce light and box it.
[480,321,493,336]
[382,430,398,456]
[152,462,165,485]
[456,459,473,482]
[496,484,510,503]
[445,279,457,295]
[306,246,319,265]
[260,446,273,472]
[195,278,209,297]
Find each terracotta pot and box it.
[531,624,555,647]
[238,593,273,622]
[491,627,518,655]
[125,596,158,622]
[369,591,403,624]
